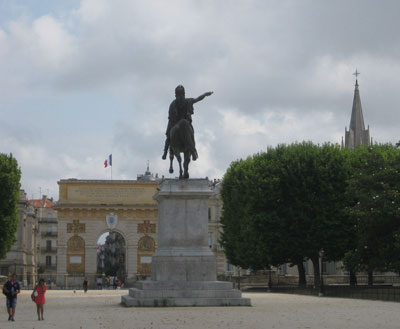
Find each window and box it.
[303,260,308,275]
[46,240,52,251]
[46,256,52,266]
[280,264,287,275]
[323,261,336,275]
[331,261,337,275]
[322,261,327,274]
[208,208,211,221]
[46,227,52,233]
[208,233,212,248]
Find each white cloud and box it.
[1,0,400,200]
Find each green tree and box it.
[344,145,400,285]
[220,142,353,287]
[220,158,266,271]
[0,153,21,259]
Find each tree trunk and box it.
[311,256,320,288]
[296,261,307,287]
[349,270,357,286]
[367,271,373,286]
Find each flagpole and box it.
[111,165,113,180]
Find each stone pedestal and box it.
[121,179,250,307]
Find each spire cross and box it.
[353,69,360,80]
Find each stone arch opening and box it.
[96,231,126,278]
[67,236,85,274]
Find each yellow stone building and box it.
[55,178,159,287]
[54,169,230,288]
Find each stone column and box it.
[151,179,216,281]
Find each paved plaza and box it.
[0,290,398,329]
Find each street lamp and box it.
[268,267,272,292]
[319,249,325,296]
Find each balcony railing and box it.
[41,247,57,253]
[39,218,57,224]
[41,232,58,237]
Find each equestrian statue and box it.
[162,85,213,179]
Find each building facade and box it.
[0,190,39,286]
[54,178,160,287]
[53,172,232,287]
[29,196,58,280]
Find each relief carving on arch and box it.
[67,220,85,235]
[138,236,155,252]
[137,235,155,276]
[138,220,156,234]
[67,235,85,274]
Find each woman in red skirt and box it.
[32,278,47,321]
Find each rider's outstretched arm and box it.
[193,91,213,103]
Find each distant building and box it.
[0,190,38,286]
[54,166,162,287]
[29,195,58,280]
[97,231,126,278]
[137,162,160,182]
[344,77,371,148]
[53,160,232,288]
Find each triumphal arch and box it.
[55,178,159,286]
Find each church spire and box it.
[349,72,365,133]
[344,70,371,149]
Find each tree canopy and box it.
[220,142,352,286]
[343,145,400,284]
[221,142,400,286]
[0,153,21,259]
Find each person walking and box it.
[3,273,20,321]
[32,278,47,321]
[83,277,89,293]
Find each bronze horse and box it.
[162,86,213,179]
[168,119,196,179]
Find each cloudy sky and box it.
[1,0,399,200]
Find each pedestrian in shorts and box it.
[2,273,20,321]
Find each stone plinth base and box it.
[121,179,251,307]
[121,281,251,307]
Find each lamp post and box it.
[268,267,272,292]
[319,249,325,296]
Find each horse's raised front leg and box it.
[169,150,174,174]
[183,152,191,179]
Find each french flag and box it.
[104,154,112,168]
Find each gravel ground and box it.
[0,289,398,329]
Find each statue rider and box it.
[162,85,213,161]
